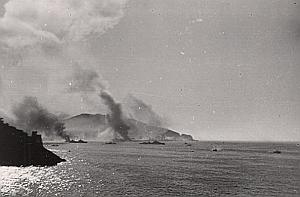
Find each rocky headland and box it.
[0,118,65,166]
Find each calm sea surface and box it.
[0,141,299,196]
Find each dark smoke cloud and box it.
[67,65,106,93]
[125,94,167,127]
[12,96,69,140]
[100,91,130,141]
[66,65,131,141]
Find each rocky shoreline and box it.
[0,118,65,167]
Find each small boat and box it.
[211,147,221,152]
[273,150,281,154]
[69,139,87,143]
[139,140,165,145]
[105,141,117,144]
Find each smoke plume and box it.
[0,0,129,117]
[0,0,128,47]
[67,65,107,93]
[0,0,133,141]
[12,96,69,140]
[100,91,130,141]
[125,94,167,127]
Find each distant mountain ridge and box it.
[63,113,108,139]
[63,113,194,141]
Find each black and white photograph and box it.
[0,0,299,196]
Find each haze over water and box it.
[1,141,299,196]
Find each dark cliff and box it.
[0,118,65,166]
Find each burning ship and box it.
[0,118,65,166]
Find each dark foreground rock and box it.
[0,118,65,166]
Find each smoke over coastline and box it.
[12,96,69,140]
[65,65,109,108]
[66,63,131,141]
[0,0,129,116]
[67,66,107,93]
[100,91,130,141]
[125,94,167,127]
[0,0,158,142]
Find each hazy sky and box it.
[0,0,299,141]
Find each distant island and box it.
[63,113,194,142]
[0,118,65,166]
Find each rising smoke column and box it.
[12,96,70,140]
[67,65,106,93]
[0,0,129,116]
[125,94,167,127]
[0,0,133,141]
[67,66,131,141]
[100,91,130,141]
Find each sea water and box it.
[0,141,299,196]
